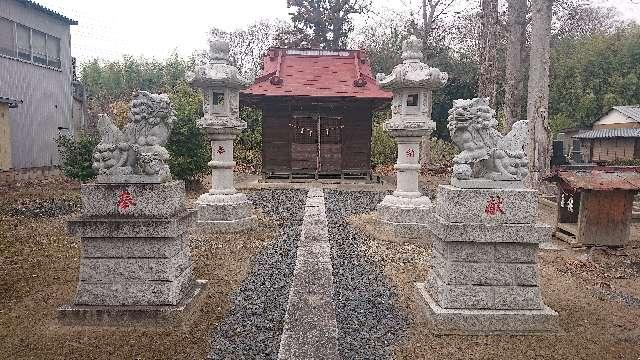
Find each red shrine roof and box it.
[242,48,392,100]
[546,166,640,191]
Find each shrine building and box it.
[241,48,391,180]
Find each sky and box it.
[35,0,640,64]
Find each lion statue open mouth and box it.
[447,97,529,182]
[92,91,176,181]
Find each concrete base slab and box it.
[80,181,185,218]
[197,216,257,232]
[426,212,551,244]
[196,192,255,233]
[68,210,195,238]
[377,195,433,230]
[96,174,171,184]
[415,282,560,335]
[435,185,538,225]
[451,178,525,189]
[56,280,207,327]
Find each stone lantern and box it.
[376,36,448,237]
[187,39,255,231]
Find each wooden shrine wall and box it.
[260,100,374,174]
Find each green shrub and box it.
[166,82,210,185]
[55,132,98,182]
[371,111,397,166]
[235,106,263,171]
[429,138,458,169]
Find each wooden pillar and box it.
[0,103,12,170]
[577,190,633,247]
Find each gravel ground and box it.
[4,178,640,359]
[0,182,285,359]
[207,189,307,359]
[349,195,640,360]
[325,190,410,360]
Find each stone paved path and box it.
[278,188,340,359]
[206,189,406,360]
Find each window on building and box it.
[0,17,15,57]
[0,19,62,70]
[46,36,60,68]
[32,30,47,65]
[16,24,30,61]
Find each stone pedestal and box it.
[58,181,206,325]
[377,132,432,239]
[196,129,255,232]
[415,185,559,335]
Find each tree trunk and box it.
[478,0,499,108]
[527,0,553,190]
[505,0,527,129]
[419,0,437,168]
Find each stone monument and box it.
[187,38,255,231]
[415,98,559,334]
[375,36,447,238]
[58,91,206,325]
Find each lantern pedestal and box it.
[196,128,255,232]
[377,130,432,240]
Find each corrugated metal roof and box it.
[15,0,78,25]
[0,96,22,108]
[613,106,640,122]
[242,48,392,100]
[546,167,640,191]
[573,128,640,139]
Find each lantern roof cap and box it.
[186,38,251,90]
[376,36,448,91]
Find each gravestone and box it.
[375,36,448,239]
[415,98,559,334]
[58,91,206,325]
[187,38,255,232]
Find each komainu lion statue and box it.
[92,91,175,180]
[447,98,529,182]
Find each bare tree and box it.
[417,0,456,167]
[504,0,527,128]
[210,20,290,80]
[553,2,623,41]
[477,0,499,108]
[421,0,456,62]
[526,0,553,190]
[353,11,410,74]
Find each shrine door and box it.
[290,115,343,176]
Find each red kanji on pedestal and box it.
[484,195,505,215]
[217,145,226,155]
[405,148,415,158]
[117,191,136,210]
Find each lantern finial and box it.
[209,37,230,65]
[401,35,423,63]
